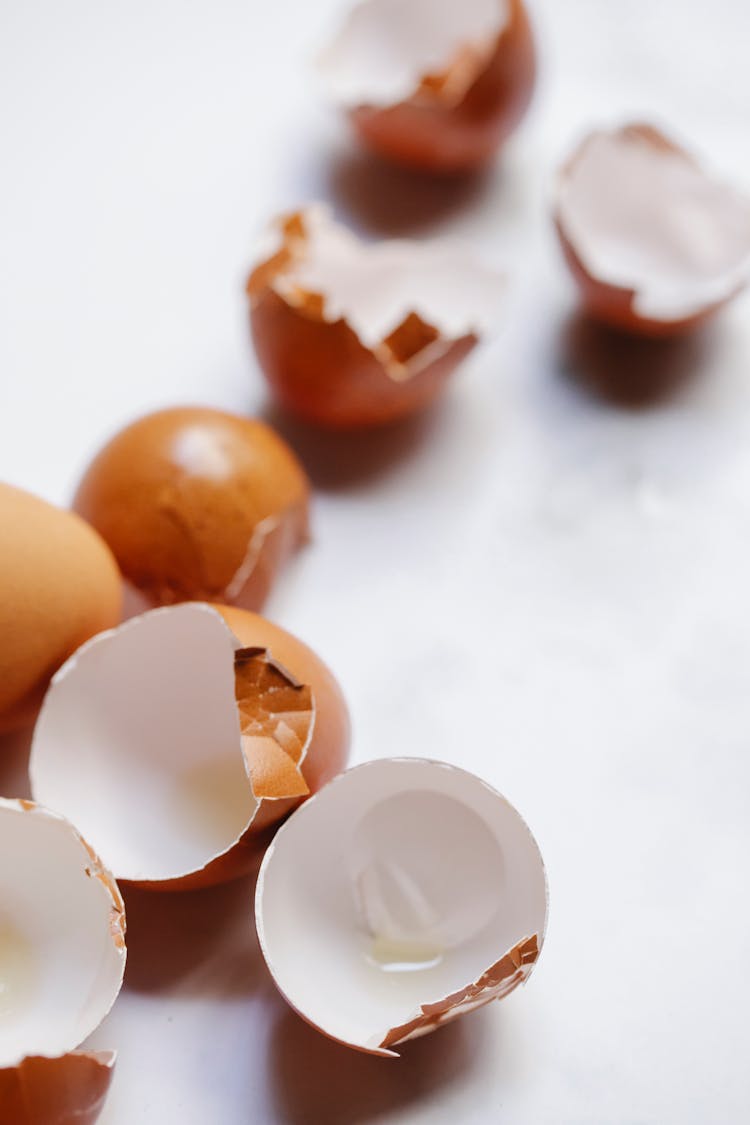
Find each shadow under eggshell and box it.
[560,311,712,408]
[268,1000,488,1125]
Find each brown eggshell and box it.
[31,602,351,893]
[74,407,310,612]
[250,287,476,428]
[554,124,750,337]
[555,221,729,339]
[141,605,351,891]
[349,0,536,173]
[219,608,351,795]
[0,1051,115,1125]
[247,208,504,429]
[0,484,122,734]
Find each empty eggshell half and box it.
[248,205,505,428]
[318,0,536,172]
[29,603,350,890]
[0,799,125,1125]
[555,123,750,336]
[73,407,310,615]
[255,758,547,1055]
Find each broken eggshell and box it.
[554,123,750,337]
[0,483,122,734]
[256,758,547,1055]
[0,1052,116,1125]
[73,406,311,615]
[29,603,350,891]
[0,799,125,1125]
[318,0,536,172]
[247,205,505,428]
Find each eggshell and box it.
[0,484,122,734]
[217,605,351,805]
[319,0,536,172]
[0,1051,115,1125]
[30,604,350,890]
[0,799,125,1125]
[73,407,310,613]
[554,123,750,336]
[248,206,505,428]
[256,758,547,1055]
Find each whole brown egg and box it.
[74,407,310,614]
[0,483,122,733]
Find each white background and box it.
[2,1,750,1121]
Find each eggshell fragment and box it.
[255,758,547,1055]
[318,0,536,172]
[555,123,750,336]
[74,407,310,614]
[0,484,122,734]
[248,206,505,428]
[29,604,350,890]
[0,1051,115,1125]
[0,799,125,1125]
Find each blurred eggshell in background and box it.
[0,799,125,1125]
[247,205,505,428]
[73,407,310,614]
[318,0,536,172]
[256,758,547,1055]
[0,484,122,734]
[30,604,350,891]
[554,123,750,337]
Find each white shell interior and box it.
[29,604,256,883]
[256,758,547,1053]
[557,125,750,321]
[0,801,125,1068]
[265,205,505,351]
[317,0,508,107]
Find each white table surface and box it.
[2,1,750,1121]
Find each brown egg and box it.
[30,604,351,891]
[319,0,536,173]
[0,484,122,734]
[248,207,505,429]
[74,407,311,613]
[554,123,750,337]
